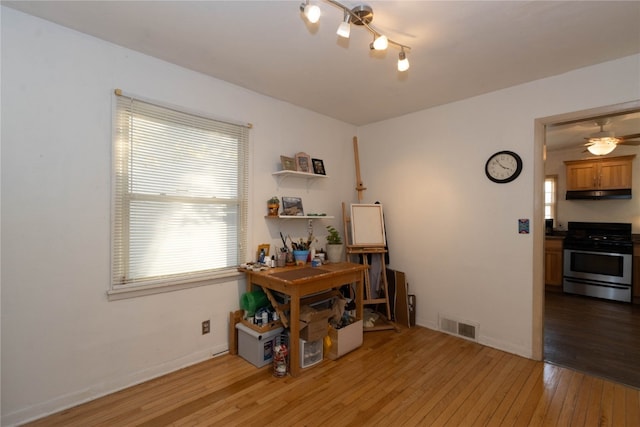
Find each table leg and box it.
[355,273,363,321]
[289,295,301,376]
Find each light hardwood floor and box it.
[26,326,640,426]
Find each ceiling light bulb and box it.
[303,3,321,23]
[587,139,617,155]
[398,51,409,72]
[372,34,388,50]
[337,16,350,38]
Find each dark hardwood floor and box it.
[544,290,640,389]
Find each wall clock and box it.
[485,150,523,183]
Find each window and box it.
[111,92,249,296]
[544,175,558,220]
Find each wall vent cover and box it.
[438,314,478,342]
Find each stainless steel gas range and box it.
[563,222,633,303]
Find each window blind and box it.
[112,92,249,291]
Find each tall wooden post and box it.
[353,136,367,202]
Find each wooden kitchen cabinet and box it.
[565,155,635,191]
[634,243,640,304]
[545,238,563,287]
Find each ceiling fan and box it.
[583,120,640,155]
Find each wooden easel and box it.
[342,202,394,331]
[342,137,395,331]
[353,136,367,203]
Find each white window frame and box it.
[109,91,249,299]
[544,175,558,221]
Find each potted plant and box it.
[325,225,344,263]
[267,196,280,217]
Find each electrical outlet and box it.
[202,320,210,335]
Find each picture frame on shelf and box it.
[281,196,304,216]
[312,158,326,175]
[295,152,312,173]
[280,155,296,171]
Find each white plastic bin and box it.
[236,322,284,368]
[300,337,323,368]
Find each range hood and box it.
[566,189,632,200]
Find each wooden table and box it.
[242,262,366,376]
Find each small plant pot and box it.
[267,204,279,217]
[326,244,344,263]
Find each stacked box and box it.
[236,322,284,368]
[299,306,332,341]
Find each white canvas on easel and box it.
[350,204,386,247]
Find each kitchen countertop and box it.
[545,231,566,240]
[546,232,640,243]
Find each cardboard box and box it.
[235,322,284,368]
[299,306,332,342]
[241,318,283,333]
[326,319,363,360]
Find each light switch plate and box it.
[518,218,530,234]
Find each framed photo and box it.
[281,196,304,216]
[312,158,326,175]
[257,243,270,261]
[280,155,296,171]
[295,152,312,173]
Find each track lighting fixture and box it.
[371,34,388,51]
[299,1,412,72]
[398,49,410,72]
[300,1,321,24]
[336,12,351,38]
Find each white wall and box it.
[0,8,356,425]
[546,146,640,231]
[2,6,640,426]
[358,55,640,356]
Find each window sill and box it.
[107,269,244,301]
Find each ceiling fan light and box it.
[398,50,409,72]
[589,136,619,145]
[587,139,617,155]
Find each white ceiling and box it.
[4,0,640,147]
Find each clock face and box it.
[485,151,523,183]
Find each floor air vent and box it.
[439,314,478,342]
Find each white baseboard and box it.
[3,344,227,427]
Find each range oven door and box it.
[563,248,632,302]
[563,249,632,286]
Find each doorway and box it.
[534,99,640,382]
